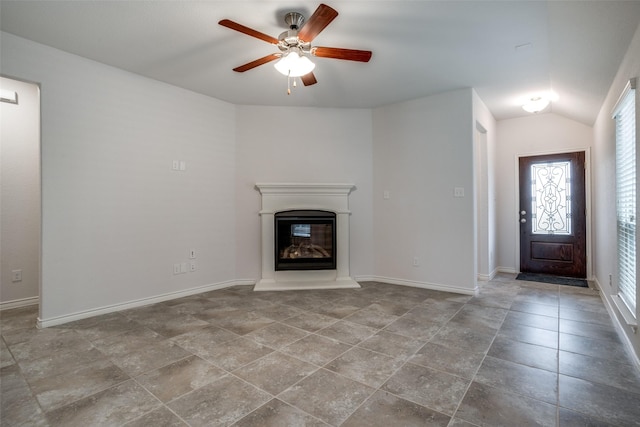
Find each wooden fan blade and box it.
[312,47,372,62]
[219,19,279,45]
[300,72,318,86]
[297,4,338,43]
[233,54,280,72]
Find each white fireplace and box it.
[254,183,360,291]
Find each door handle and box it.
[520,218,527,223]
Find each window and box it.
[613,78,637,315]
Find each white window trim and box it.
[611,78,636,115]
[612,295,638,330]
[612,77,638,321]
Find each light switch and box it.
[172,160,179,171]
[12,269,22,282]
[383,190,390,200]
[179,161,186,171]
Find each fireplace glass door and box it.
[274,210,336,271]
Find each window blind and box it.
[614,79,637,314]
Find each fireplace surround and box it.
[254,183,360,291]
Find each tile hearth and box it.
[2,275,640,426]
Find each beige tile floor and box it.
[2,274,640,426]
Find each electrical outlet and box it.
[609,274,613,287]
[190,261,197,272]
[173,264,181,275]
[11,269,22,282]
[412,257,420,267]
[189,249,196,259]
[454,187,465,197]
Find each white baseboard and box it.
[593,277,640,371]
[355,275,476,295]
[497,267,518,274]
[353,275,377,282]
[0,296,39,312]
[37,279,255,328]
[477,267,502,281]
[477,266,502,281]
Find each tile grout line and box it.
[372,292,514,425]
[226,369,329,426]
[217,305,388,426]
[127,375,193,427]
[3,336,51,421]
[12,331,137,421]
[446,285,516,426]
[266,296,466,425]
[556,285,561,427]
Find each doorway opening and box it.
[475,122,493,281]
[0,76,41,311]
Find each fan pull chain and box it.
[286,71,298,95]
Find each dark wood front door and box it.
[519,151,586,278]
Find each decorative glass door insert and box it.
[530,160,572,235]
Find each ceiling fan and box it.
[219,3,372,92]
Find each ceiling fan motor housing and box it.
[284,12,305,30]
[278,12,311,53]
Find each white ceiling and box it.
[1,1,640,125]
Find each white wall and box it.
[1,33,237,323]
[3,33,479,323]
[495,113,593,273]
[372,89,476,293]
[592,21,640,360]
[473,90,498,279]
[235,106,374,281]
[1,77,40,306]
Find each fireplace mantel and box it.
[254,183,360,291]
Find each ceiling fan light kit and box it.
[274,49,316,77]
[219,3,372,94]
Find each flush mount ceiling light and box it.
[522,96,550,113]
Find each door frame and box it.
[514,147,592,279]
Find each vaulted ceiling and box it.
[2,1,640,125]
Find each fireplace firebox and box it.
[275,210,336,271]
